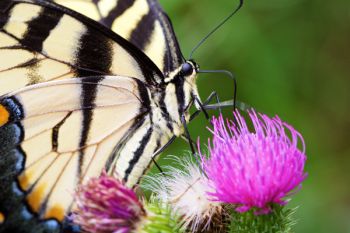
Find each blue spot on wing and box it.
[0,123,25,154]
[0,97,25,123]
[0,99,61,232]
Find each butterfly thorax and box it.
[150,61,200,137]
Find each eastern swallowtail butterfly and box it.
[0,0,240,232]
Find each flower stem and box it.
[228,205,298,233]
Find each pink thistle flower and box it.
[73,172,145,233]
[201,110,307,214]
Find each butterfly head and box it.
[161,60,200,130]
[180,60,199,77]
[164,60,199,85]
[177,60,201,115]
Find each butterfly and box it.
[0,0,228,232]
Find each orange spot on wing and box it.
[0,104,9,127]
[18,172,32,190]
[0,212,5,224]
[45,205,65,221]
[19,173,66,221]
[27,183,47,213]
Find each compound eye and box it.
[181,62,193,76]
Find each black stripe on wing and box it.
[123,125,153,182]
[129,10,155,55]
[21,7,64,52]
[78,76,104,178]
[75,30,113,77]
[102,0,136,28]
[0,0,11,28]
[146,0,184,74]
[52,112,72,152]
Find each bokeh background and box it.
[150,0,350,232]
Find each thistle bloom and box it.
[201,110,307,214]
[144,156,223,232]
[73,172,145,233]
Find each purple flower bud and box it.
[72,172,145,233]
[201,110,307,214]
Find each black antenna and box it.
[198,69,237,110]
[189,0,244,59]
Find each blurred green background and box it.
[152,0,350,232]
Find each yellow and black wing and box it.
[0,76,165,232]
[0,0,164,96]
[52,0,184,75]
[0,0,176,232]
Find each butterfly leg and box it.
[204,91,223,112]
[193,96,210,120]
[190,91,221,121]
[181,115,196,155]
[179,94,210,152]
[181,114,209,176]
[185,92,222,151]
[151,136,177,174]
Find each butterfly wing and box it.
[0,0,174,230]
[0,76,169,231]
[52,0,184,75]
[0,0,164,96]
